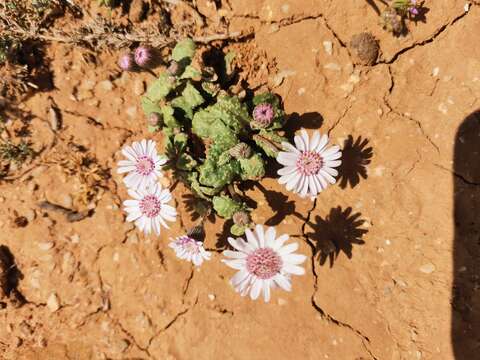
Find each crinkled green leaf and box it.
[162,105,180,128]
[177,153,197,170]
[145,73,176,102]
[180,65,202,80]
[201,81,220,96]
[230,223,247,236]
[198,143,240,188]
[172,38,196,62]
[254,131,286,157]
[239,153,265,180]
[212,195,243,219]
[171,83,204,120]
[141,96,162,116]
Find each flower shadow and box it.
[306,207,368,267]
[284,112,324,135]
[337,135,373,189]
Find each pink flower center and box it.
[253,103,274,126]
[139,195,161,218]
[136,155,155,176]
[296,151,323,176]
[246,247,282,280]
[176,236,200,254]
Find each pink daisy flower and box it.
[123,183,176,235]
[277,129,342,199]
[169,235,211,266]
[222,225,307,302]
[117,139,166,190]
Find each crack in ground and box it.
[328,102,353,135]
[300,199,379,360]
[383,65,440,154]
[113,316,153,359]
[379,9,471,64]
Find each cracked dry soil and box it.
[1,0,479,359]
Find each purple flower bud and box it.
[134,46,153,68]
[118,53,135,71]
[409,7,419,15]
[252,103,274,128]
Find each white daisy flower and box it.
[169,235,211,266]
[222,225,307,302]
[277,129,342,199]
[117,139,167,190]
[123,183,176,235]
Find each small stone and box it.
[208,294,215,301]
[432,67,440,77]
[419,263,435,274]
[25,209,36,223]
[81,79,96,91]
[133,80,145,96]
[97,80,114,92]
[111,338,129,353]
[277,298,287,306]
[38,242,54,251]
[60,194,73,209]
[77,89,93,101]
[70,234,80,243]
[324,63,341,71]
[322,41,333,55]
[47,293,60,312]
[126,106,137,118]
[0,196,5,203]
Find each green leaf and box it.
[198,143,240,188]
[177,153,197,170]
[161,105,181,128]
[212,195,243,219]
[145,73,176,102]
[180,65,202,80]
[172,38,196,62]
[239,153,266,180]
[230,223,247,236]
[141,96,162,116]
[171,83,204,120]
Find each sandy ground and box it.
[1,0,479,359]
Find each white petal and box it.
[231,270,249,286]
[315,134,329,152]
[152,218,161,235]
[278,242,299,255]
[283,253,307,265]
[223,250,247,259]
[122,146,137,162]
[228,237,253,253]
[272,234,289,250]
[265,227,276,247]
[278,171,299,186]
[300,129,310,150]
[250,279,262,300]
[321,145,341,158]
[126,211,142,222]
[308,176,318,196]
[245,228,259,249]
[324,160,342,168]
[323,166,339,177]
[316,173,329,189]
[277,165,297,176]
[263,279,271,302]
[255,225,266,248]
[294,134,306,151]
[273,274,292,291]
[277,152,298,166]
[281,142,300,153]
[319,169,337,184]
[223,259,247,270]
[309,131,320,151]
[283,263,305,275]
[285,172,301,191]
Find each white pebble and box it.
[208,294,215,301]
[324,63,341,71]
[419,263,436,274]
[47,293,60,312]
[38,242,54,251]
[322,41,333,55]
[432,67,440,77]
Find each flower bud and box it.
[134,46,153,68]
[148,112,163,127]
[118,53,135,71]
[167,60,180,76]
[252,103,274,128]
[232,211,251,227]
[229,143,252,159]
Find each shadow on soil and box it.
[337,135,373,189]
[306,206,367,267]
[452,110,480,358]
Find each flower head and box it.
[123,183,176,235]
[134,46,153,67]
[408,0,419,15]
[118,53,135,71]
[117,139,166,190]
[169,234,211,266]
[252,103,274,128]
[222,225,307,302]
[277,129,341,199]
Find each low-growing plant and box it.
[116,38,344,302]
